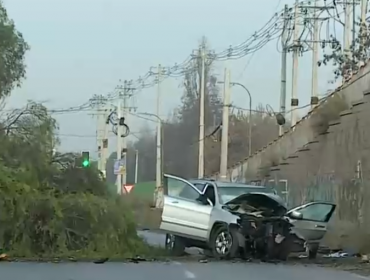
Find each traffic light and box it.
[81,151,90,167]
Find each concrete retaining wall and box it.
[210,62,370,182]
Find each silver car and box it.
[159,174,336,259]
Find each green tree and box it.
[0,1,30,98]
[0,102,148,256]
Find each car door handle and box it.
[315,224,325,229]
[171,201,179,204]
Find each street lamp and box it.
[137,112,163,208]
[218,81,252,156]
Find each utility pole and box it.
[121,80,129,192]
[89,94,108,175]
[135,150,139,184]
[311,0,319,110]
[353,0,356,47]
[279,4,289,136]
[101,107,110,179]
[156,64,162,205]
[361,0,368,33]
[96,105,103,172]
[344,0,352,60]
[290,0,300,127]
[299,3,335,107]
[149,64,165,207]
[219,68,231,181]
[360,0,368,59]
[116,82,124,195]
[198,44,206,178]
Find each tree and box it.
[0,102,150,257]
[0,3,154,258]
[319,18,370,79]
[0,1,30,99]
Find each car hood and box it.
[224,192,287,213]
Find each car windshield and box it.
[218,186,274,204]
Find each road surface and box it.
[2,231,367,279]
[138,229,202,255]
[138,230,166,247]
[1,261,368,280]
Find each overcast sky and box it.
[4,0,341,159]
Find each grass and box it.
[121,194,162,230]
[106,181,161,230]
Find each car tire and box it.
[210,225,239,259]
[165,234,186,256]
[308,244,319,259]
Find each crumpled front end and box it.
[225,192,293,260]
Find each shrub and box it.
[310,94,349,134]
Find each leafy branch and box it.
[319,20,370,79]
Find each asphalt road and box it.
[138,230,202,255]
[1,261,368,280]
[138,230,166,247]
[1,231,367,280]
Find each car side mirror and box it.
[289,210,303,220]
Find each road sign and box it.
[122,184,134,194]
[114,157,126,175]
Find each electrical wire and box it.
[229,92,335,116]
[98,0,324,97]
[20,0,347,120]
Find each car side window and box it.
[204,184,216,205]
[167,177,199,201]
[298,203,334,222]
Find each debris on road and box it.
[93,257,109,264]
[0,253,8,261]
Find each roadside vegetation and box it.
[0,1,158,259]
[310,94,349,134]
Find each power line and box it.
[4,0,344,125]
[98,0,326,101]
[57,129,156,138]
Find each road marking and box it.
[184,270,196,279]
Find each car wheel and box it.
[308,244,319,259]
[210,225,239,259]
[165,234,186,256]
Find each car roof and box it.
[188,179,268,189]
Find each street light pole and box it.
[134,149,139,184]
[217,81,253,157]
[220,68,231,180]
[138,112,163,208]
[230,82,252,157]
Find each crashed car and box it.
[159,174,336,260]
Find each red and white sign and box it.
[122,184,134,194]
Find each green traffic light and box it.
[82,160,89,167]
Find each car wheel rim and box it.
[165,234,175,250]
[215,231,232,255]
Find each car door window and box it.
[204,184,216,205]
[166,176,200,201]
[297,203,334,222]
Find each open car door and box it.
[286,202,336,242]
[159,174,213,241]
